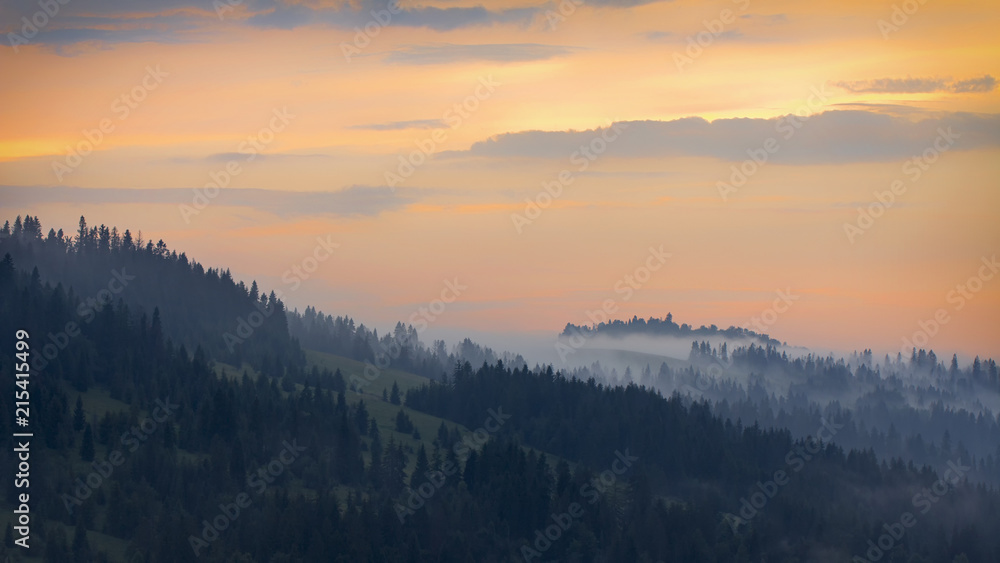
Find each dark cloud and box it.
[445,110,1000,164]
[2,10,205,50]
[1,0,676,50]
[1,0,559,48]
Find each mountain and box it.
[561,314,783,345]
[1,215,997,562]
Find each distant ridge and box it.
[561,313,783,346]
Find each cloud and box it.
[0,0,674,49]
[166,153,333,164]
[582,0,665,5]
[1,1,536,48]
[0,185,417,218]
[382,43,574,65]
[739,13,788,24]
[951,75,997,93]
[348,119,448,131]
[2,11,207,50]
[371,4,540,32]
[828,102,929,115]
[643,31,675,41]
[834,75,997,94]
[577,170,675,179]
[446,110,1000,164]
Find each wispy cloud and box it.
[166,153,333,165]
[0,185,417,218]
[383,43,575,65]
[0,1,537,49]
[0,0,679,50]
[739,13,788,24]
[834,75,997,94]
[446,110,1000,164]
[951,75,997,93]
[347,119,448,131]
[643,30,675,41]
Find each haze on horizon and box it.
[2,0,998,359]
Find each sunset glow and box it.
[2,0,998,358]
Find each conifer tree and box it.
[80,424,95,462]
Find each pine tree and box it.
[76,216,88,251]
[72,519,91,562]
[73,396,85,432]
[98,413,113,445]
[80,424,95,462]
[229,437,246,477]
[163,419,176,449]
[411,444,429,487]
[390,381,401,405]
[395,409,413,433]
[369,424,383,488]
[436,421,449,447]
[355,400,369,434]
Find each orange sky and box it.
[1,0,998,359]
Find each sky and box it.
[1,0,998,360]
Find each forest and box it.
[0,215,997,562]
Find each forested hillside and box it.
[0,216,996,562]
[0,215,300,372]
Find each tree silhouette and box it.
[73,396,85,432]
[80,424,95,462]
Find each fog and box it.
[417,324,999,487]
